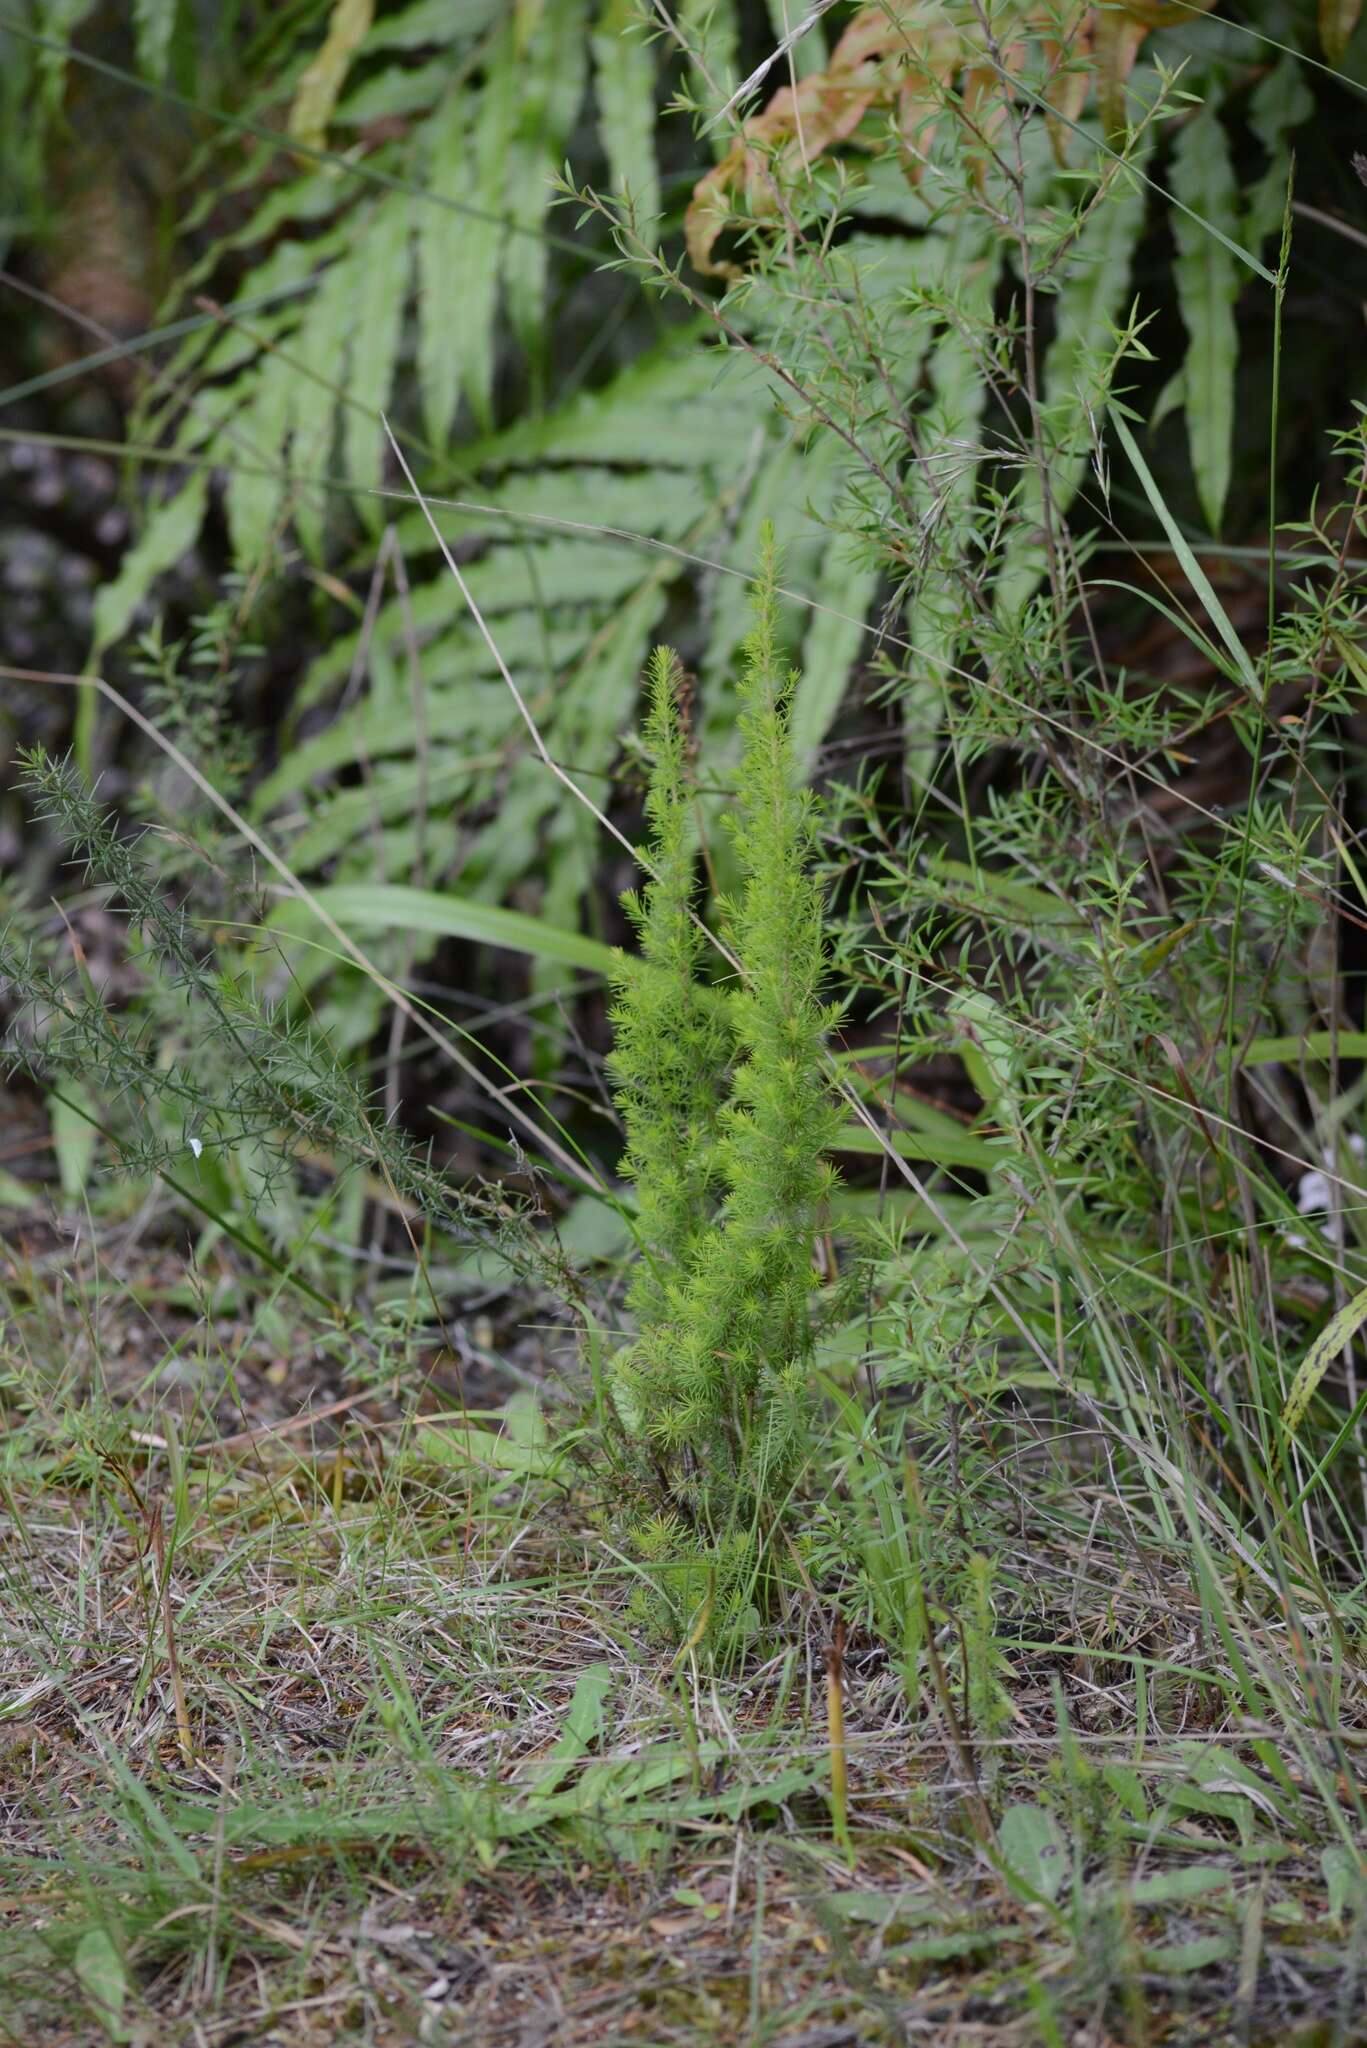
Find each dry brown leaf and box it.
[686,2,931,276]
[683,0,1222,273]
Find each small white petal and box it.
[188,1137,203,1160]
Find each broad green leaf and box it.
[999,1801,1068,1901]
[414,1419,556,1476]
[252,682,508,806]
[0,1167,35,1210]
[49,1085,97,1206]
[36,0,97,110]
[700,432,837,757]
[948,988,1019,1121]
[1323,1844,1367,1921]
[90,474,209,659]
[527,1662,613,1796]
[1143,1934,1236,1974]
[392,464,709,554]
[269,882,616,975]
[1282,1281,1367,1436]
[1102,1762,1147,1821]
[834,1123,1005,1172]
[1127,1864,1231,1906]
[930,857,1084,929]
[74,1927,127,2042]
[1240,1030,1367,1067]
[591,0,660,244]
[1170,99,1241,537]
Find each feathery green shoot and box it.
[608,540,841,1628]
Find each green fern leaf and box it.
[90,474,209,660]
[226,347,298,569]
[1245,57,1313,249]
[678,0,740,121]
[905,217,1000,764]
[460,29,519,427]
[503,0,589,354]
[290,0,375,152]
[417,83,472,447]
[289,248,361,558]
[343,192,412,506]
[591,0,661,245]
[36,0,96,110]
[366,0,504,51]
[996,148,1145,613]
[132,0,179,81]
[475,331,763,467]
[790,527,878,775]
[1171,98,1241,538]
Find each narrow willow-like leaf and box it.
[1283,1285,1367,1436]
[1110,412,1260,697]
[1171,98,1241,537]
[269,883,617,974]
[591,0,661,244]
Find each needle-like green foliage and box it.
[607,646,731,1334]
[609,539,842,1629]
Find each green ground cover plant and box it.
[2,1,1367,2042]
